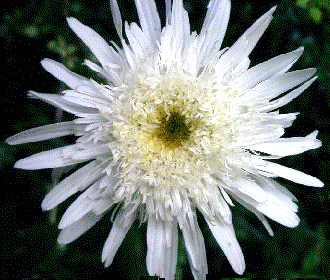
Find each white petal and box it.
[252,211,274,236]
[205,220,245,275]
[62,87,111,109]
[110,0,123,39]
[41,161,104,210]
[233,47,304,90]
[41,58,87,89]
[6,122,83,145]
[249,130,322,156]
[124,22,150,61]
[67,17,120,69]
[235,175,299,227]
[70,144,111,161]
[170,0,190,48]
[246,68,316,100]
[102,206,136,267]
[232,177,267,203]
[251,157,324,187]
[84,59,122,86]
[134,0,161,46]
[58,180,102,228]
[237,125,285,146]
[260,176,298,204]
[57,212,102,244]
[29,91,97,115]
[216,6,276,77]
[179,214,207,276]
[228,193,274,236]
[92,197,116,215]
[14,144,83,170]
[256,197,299,228]
[262,76,317,111]
[146,217,178,280]
[198,0,230,64]
[165,0,172,24]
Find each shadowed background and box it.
[1,0,329,279]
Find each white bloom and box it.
[6,0,324,279]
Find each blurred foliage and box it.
[1,0,329,279]
[296,0,330,22]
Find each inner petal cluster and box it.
[110,70,231,192]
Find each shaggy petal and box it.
[245,68,316,100]
[58,180,105,228]
[110,0,123,39]
[261,76,317,111]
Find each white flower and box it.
[6,0,324,279]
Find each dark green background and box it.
[1,0,329,279]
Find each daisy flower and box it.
[6,0,324,279]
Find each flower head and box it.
[6,0,324,279]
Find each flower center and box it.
[110,69,241,193]
[153,108,191,150]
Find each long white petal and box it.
[246,68,316,100]
[29,91,97,115]
[243,175,299,227]
[231,177,267,203]
[102,206,136,267]
[261,76,317,111]
[170,0,190,48]
[67,17,120,69]
[41,58,87,89]
[199,0,230,63]
[251,157,324,187]
[6,122,84,145]
[146,217,178,280]
[70,144,111,161]
[58,180,102,228]
[63,90,108,109]
[206,220,245,275]
[57,212,102,244]
[249,130,322,156]
[165,0,172,24]
[41,161,104,210]
[134,0,161,46]
[256,198,299,228]
[83,59,122,86]
[216,6,276,77]
[233,47,304,90]
[14,144,84,170]
[180,214,208,276]
[124,22,150,61]
[109,0,123,39]
[228,193,274,236]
